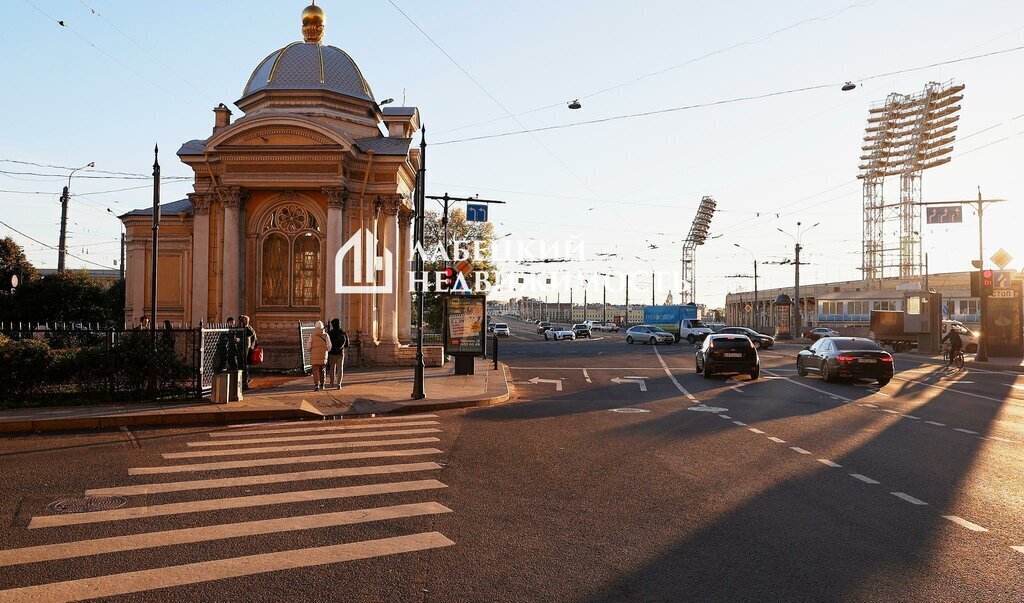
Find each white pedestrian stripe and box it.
[211,420,440,437]
[850,474,880,484]
[162,437,441,459]
[891,492,928,505]
[131,448,442,475]
[30,479,448,529]
[732,420,747,426]
[188,428,441,447]
[0,502,452,567]
[0,532,455,602]
[943,515,988,532]
[817,459,842,468]
[766,437,786,444]
[88,462,441,497]
[719,415,732,419]
[748,428,765,434]
[789,447,811,455]
[223,414,437,429]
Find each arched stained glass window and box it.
[258,203,322,307]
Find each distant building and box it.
[120,5,434,368]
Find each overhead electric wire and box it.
[0,218,116,270]
[0,169,189,181]
[435,44,1024,146]
[0,159,191,179]
[439,0,884,134]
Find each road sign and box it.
[991,248,1013,269]
[466,203,488,222]
[995,270,1012,289]
[926,206,962,224]
[744,304,752,313]
[991,289,1017,299]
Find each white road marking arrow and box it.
[611,377,648,392]
[528,377,563,391]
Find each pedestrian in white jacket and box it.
[309,321,331,391]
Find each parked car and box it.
[544,325,575,341]
[571,324,592,338]
[695,334,759,379]
[593,322,620,332]
[717,326,775,349]
[625,325,675,345]
[796,336,893,386]
[536,321,552,334]
[493,323,510,337]
[805,327,840,341]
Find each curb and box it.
[0,364,511,434]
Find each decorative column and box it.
[219,186,245,320]
[397,205,414,342]
[188,193,214,326]
[380,196,401,345]
[323,186,347,325]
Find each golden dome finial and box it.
[301,2,325,44]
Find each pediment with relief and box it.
[220,126,340,147]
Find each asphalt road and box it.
[2,315,1023,602]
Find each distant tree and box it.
[0,237,38,285]
[7,271,113,324]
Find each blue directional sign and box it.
[466,203,488,222]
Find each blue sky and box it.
[2,0,1023,306]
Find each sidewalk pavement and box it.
[0,358,509,434]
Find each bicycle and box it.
[942,344,964,370]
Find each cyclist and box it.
[941,327,963,366]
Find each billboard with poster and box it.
[446,294,486,355]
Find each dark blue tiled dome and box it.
[242,43,374,102]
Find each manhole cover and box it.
[687,405,728,413]
[46,496,127,514]
[609,407,651,414]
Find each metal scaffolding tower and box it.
[858,81,964,284]
[680,196,716,304]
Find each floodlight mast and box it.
[858,80,964,286]
[680,196,716,304]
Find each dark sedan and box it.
[717,326,774,349]
[797,336,893,386]
[695,334,760,379]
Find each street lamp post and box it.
[777,222,820,336]
[57,161,96,272]
[734,243,759,330]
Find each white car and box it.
[493,323,510,337]
[807,327,840,341]
[544,326,576,341]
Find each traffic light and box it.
[972,269,995,297]
[438,267,454,292]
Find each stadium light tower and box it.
[680,196,716,304]
[858,80,964,285]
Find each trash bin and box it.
[212,370,243,403]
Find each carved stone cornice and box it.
[187,192,215,216]
[322,186,348,210]
[218,185,248,209]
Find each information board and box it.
[446,295,486,355]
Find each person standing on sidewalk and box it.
[327,318,348,389]
[309,320,330,391]
[239,315,257,390]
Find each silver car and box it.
[625,325,675,345]
[493,323,510,337]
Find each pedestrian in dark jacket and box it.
[327,318,348,389]
[239,315,257,390]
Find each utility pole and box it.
[624,275,629,326]
[569,287,573,322]
[734,244,759,330]
[150,145,160,337]
[603,283,607,324]
[583,288,587,322]
[651,271,655,307]
[57,161,95,272]
[778,221,819,337]
[914,192,1007,362]
[412,126,427,399]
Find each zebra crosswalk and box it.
[0,414,455,602]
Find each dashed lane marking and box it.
[582,368,592,383]
[210,420,440,437]
[748,428,765,434]
[0,502,452,567]
[130,448,442,475]
[191,428,442,447]
[790,447,812,454]
[817,459,842,468]
[925,421,947,427]
[87,462,441,497]
[953,428,980,435]
[766,437,786,444]
[891,492,928,506]
[732,420,747,426]
[763,370,850,401]
[903,415,921,420]
[0,532,455,603]
[859,403,878,408]
[850,474,880,484]
[943,515,989,532]
[891,375,1024,408]
[162,437,441,459]
[719,415,732,419]
[29,480,448,529]
[879,409,900,414]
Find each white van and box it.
[941,320,979,353]
[679,318,714,344]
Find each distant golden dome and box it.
[301,3,325,44]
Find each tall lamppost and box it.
[733,243,759,330]
[58,161,96,272]
[777,221,820,336]
[635,256,655,306]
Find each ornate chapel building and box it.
[121,4,432,368]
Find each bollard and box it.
[493,333,499,370]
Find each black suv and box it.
[571,324,592,338]
[717,326,774,349]
[695,334,760,379]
